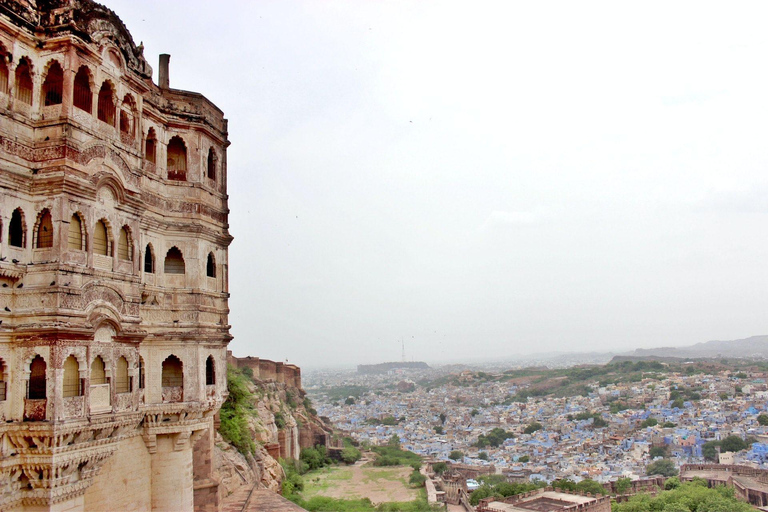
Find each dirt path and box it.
[303,457,419,504]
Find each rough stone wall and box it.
[227,352,302,388]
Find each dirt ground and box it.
[302,457,420,505]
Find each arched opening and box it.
[90,356,106,385]
[28,355,46,399]
[166,136,187,181]
[118,226,132,261]
[139,357,145,389]
[116,356,130,393]
[207,147,216,180]
[97,81,115,125]
[42,61,63,106]
[205,355,215,386]
[119,94,135,137]
[0,52,9,95]
[63,355,82,397]
[0,358,6,401]
[68,214,84,250]
[9,208,24,247]
[206,252,216,278]
[162,355,183,402]
[164,246,185,274]
[73,66,92,113]
[15,57,32,105]
[35,209,53,248]
[144,244,154,273]
[145,128,156,164]
[93,219,110,256]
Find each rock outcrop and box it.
[214,359,335,499]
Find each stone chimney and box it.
[159,54,170,89]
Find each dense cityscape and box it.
[310,359,768,483]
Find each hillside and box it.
[214,363,335,501]
[623,335,768,360]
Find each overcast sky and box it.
[109,0,768,368]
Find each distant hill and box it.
[621,335,768,360]
[357,361,430,374]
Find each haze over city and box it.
[108,0,768,368]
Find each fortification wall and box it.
[227,352,302,388]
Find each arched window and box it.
[42,61,63,106]
[145,128,156,164]
[207,147,216,180]
[0,52,9,95]
[205,355,215,386]
[0,358,6,401]
[144,244,154,273]
[206,252,216,278]
[119,94,135,137]
[166,136,187,181]
[73,66,92,113]
[35,209,53,248]
[93,219,110,256]
[28,355,46,399]
[68,214,84,250]
[118,226,132,261]
[63,355,82,397]
[15,57,32,105]
[139,357,145,389]
[164,246,185,274]
[116,356,129,393]
[90,356,106,385]
[97,81,115,125]
[9,208,24,247]
[162,355,183,387]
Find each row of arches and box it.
[0,56,139,138]
[145,129,218,182]
[0,51,219,184]
[8,354,217,404]
[3,207,219,278]
[3,207,133,259]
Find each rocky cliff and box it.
[214,358,335,499]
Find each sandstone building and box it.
[0,1,231,510]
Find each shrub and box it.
[219,366,256,455]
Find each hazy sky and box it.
[109,1,768,368]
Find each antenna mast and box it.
[401,338,405,362]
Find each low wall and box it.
[227,352,302,388]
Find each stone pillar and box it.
[151,434,193,511]
[193,427,220,512]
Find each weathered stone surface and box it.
[0,1,231,510]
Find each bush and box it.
[341,445,362,464]
[448,450,463,461]
[524,422,542,435]
[409,470,426,487]
[300,445,331,471]
[219,366,256,455]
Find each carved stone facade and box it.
[0,1,231,510]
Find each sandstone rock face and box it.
[215,370,335,498]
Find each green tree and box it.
[387,434,401,448]
[646,459,678,477]
[341,445,362,464]
[640,418,658,428]
[524,422,543,435]
[344,397,355,405]
[649,445,668,459]
[478,451,489,461]
[758,414,768,426]
[575,479,605,495]
[615,477,632,495]
[432,462,447,474]
[721,435,748,453]
[439,412,447,425]
[702,441,719,462]
[518,455,530,463]
[433,425,444,435]
[409,469,426,487]
[449,450,464,461]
